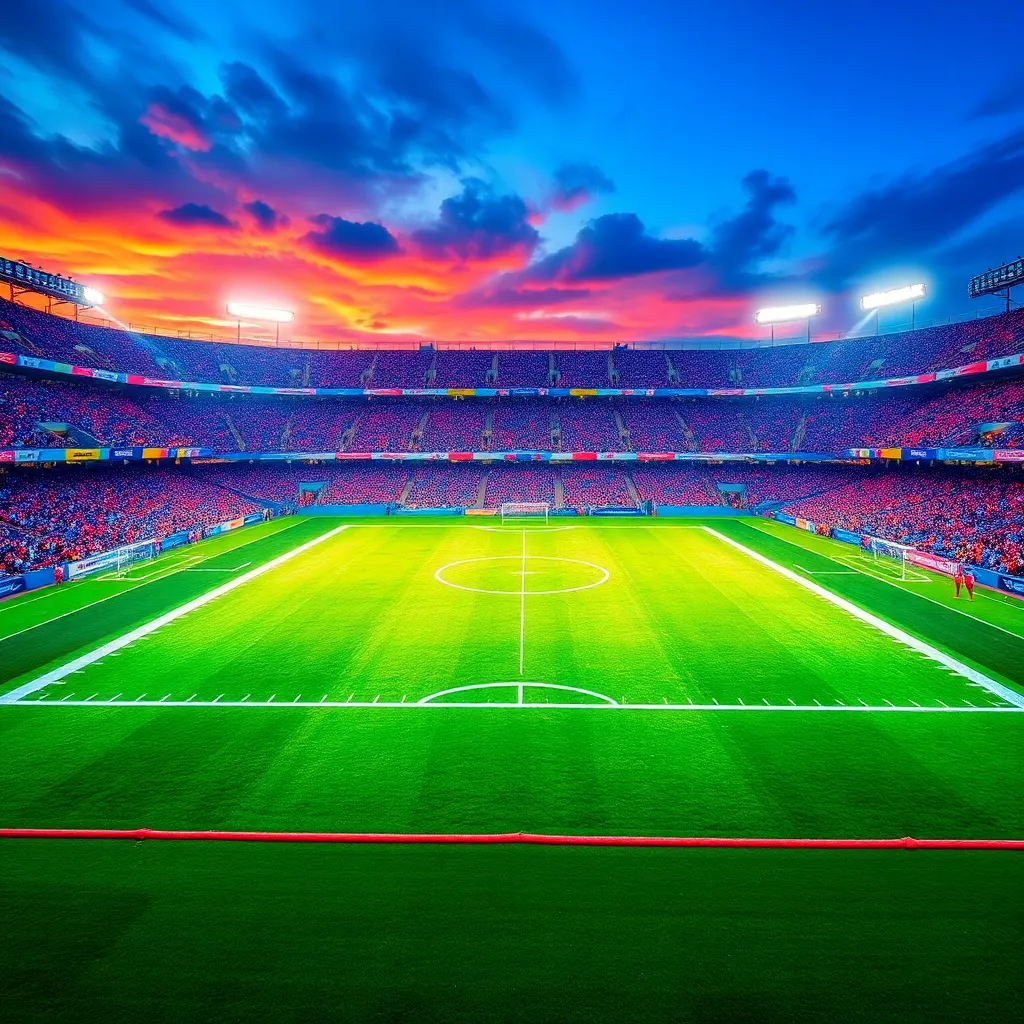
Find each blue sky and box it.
[1,0,1022,343]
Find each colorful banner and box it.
[906,550,961,577]
[4,348,1023,399]
[994,449,1024,462]
[64,447,102,462]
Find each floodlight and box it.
[860,284,925,311]
[226,302,294,323]
[754,303,820,325]
[83,286,105,305]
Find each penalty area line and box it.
[0,524,350,705]
[704,527,1024,710]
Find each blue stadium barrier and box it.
[23,567,57,591]
[0,575,26,598]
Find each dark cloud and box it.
[969,76,1024,120]
[551,163,616,211]
[158,202,237,229]
[244,199,288,232]
[122,0,204,42]
[301,214,401,261]
[710,170,795,275]
[526,213,705,283]
[413,180,539,262]
[819,128,1024,284]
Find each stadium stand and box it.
[4,298,1023,389]
[3,462,1024,577]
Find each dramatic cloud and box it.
[526,213,705,283]
[819,128,1024,284]
[244,199,288,232]
[551,163,616,212]
[302,214,401,261]
[412,180,539,263]
[710,170,795,274]
[158,202,237,229]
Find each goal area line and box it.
[1,828,1020,849]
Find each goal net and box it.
[500,502,550,523]
[863,535,913,580]
[111,538,159,578]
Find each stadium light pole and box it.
[226,302,294,345]
[861,283,926,334]
[754,303,821,342]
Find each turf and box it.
[2,841,1020,1024]
[1,515,1021,1022]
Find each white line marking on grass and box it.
[794,564,857,575]
[17,699,1020,712]
[519,529,526,676]
[0,519,310,645]
[818,549,1024,640]
[0,524,350,705]
[186,561,252,573]
[703,527,1024,710]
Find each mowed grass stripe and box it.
[23,521,995,709]
[2,841,1020,1024]
[0,518,334,693]
[0,705,1019,837]
[720,519,1024,695]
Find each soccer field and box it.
[1,515,1022,1022]
[4,516,1024,710]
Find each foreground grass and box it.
[2,840,1020,1023]
[1,707,1019,838]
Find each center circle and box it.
[435,556,610,596]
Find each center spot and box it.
[435,555,610,596]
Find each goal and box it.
[500,502,550,523]
[864,535,913,580]
[111,539,159,578]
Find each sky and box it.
[1,0,1023,347]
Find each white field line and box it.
[519,529,526,676]
[0,580,85,615]
[704,527,1024,710]
[1,524,350,705]
[96,555,203,582]
[10,699,1019,712]
[0,519,308,645]
[828,554,1024,642]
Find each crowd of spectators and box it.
[4,377,1024,456]
[3,460,1024,578]
[780,469,1024,575]
[0,467,258,574]
[6,298,1023,391]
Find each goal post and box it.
[112,538,159,578]
[500,502,550,523]
[863,535,912,580]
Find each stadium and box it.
[2,3,1023,1020]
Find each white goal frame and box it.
[864,535,914,581]
[111,539,160,578]
[500,502,550,523]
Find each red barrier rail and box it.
[0,829,1020,849]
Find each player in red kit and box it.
[54,565,63,586]
[964,570,975,601]
[953,564,963,598]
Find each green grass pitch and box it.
[1,515,1021,1022]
